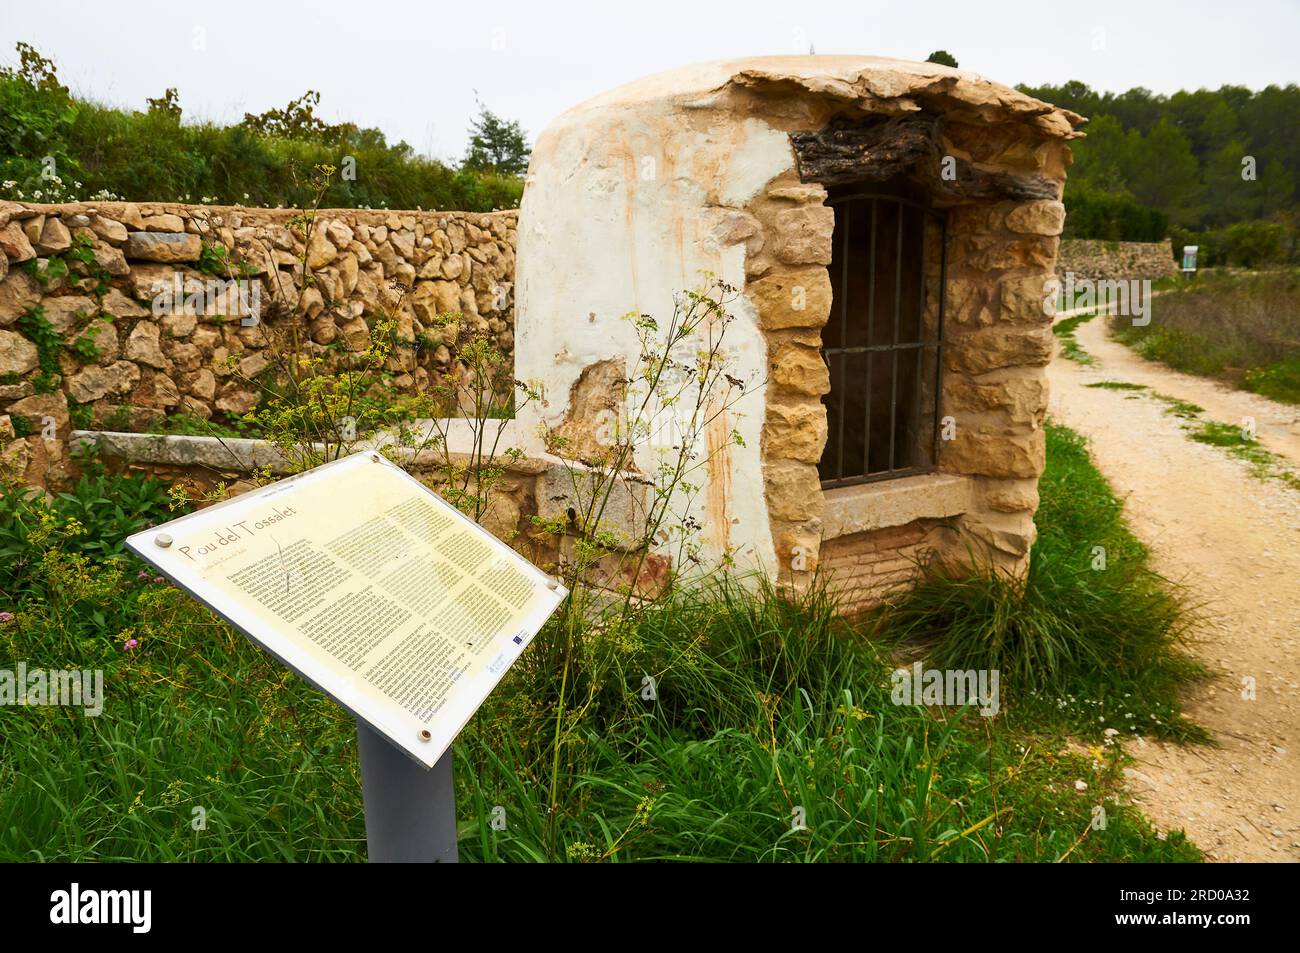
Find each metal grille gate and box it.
[819,191,948,487]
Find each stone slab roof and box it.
[568,55,1085,140]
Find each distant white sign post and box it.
[1181,244,1199,276]
[126,452,567,862]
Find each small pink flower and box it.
[0,612,13,624]
[137,570,150,580]
[152,576,165,584]
[123,638,139,651]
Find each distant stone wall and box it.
[1056,239,1177,282]
[0,200,517,487]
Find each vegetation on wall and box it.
[0,43,523,212]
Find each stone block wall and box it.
[1056,239,1177,282]
[743,157,1071,596]
[0,200,516,487]
[935,196,1067,576]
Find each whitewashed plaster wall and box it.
[514,78,797,576]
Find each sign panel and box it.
[126,452,566,768]
[1181,244,1199,272]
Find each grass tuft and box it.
[872,422,1209,743]
[1189,420,1300,491]
[1053,312,1099,365]
[1085,380,1149,391]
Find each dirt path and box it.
[1047,317,1300,861]
[1074,314,1300,462]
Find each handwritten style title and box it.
[178,506,299,561]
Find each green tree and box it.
[925,50,958,68]
[1068,114,1134,193]
[1127,118,1202,226]
[463,98,530,176]
[1203,139,1259,226]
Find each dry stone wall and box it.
[1056,239,1177,282]
[0,201,516,487]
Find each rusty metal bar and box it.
[888,203,903,473]
[864,197,877,478]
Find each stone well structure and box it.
[513,56,1082,611]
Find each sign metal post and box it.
[355,720,458,863]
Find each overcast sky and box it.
[2,1,1296,161]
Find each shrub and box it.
[0,453,179,601]
[0,45,523,212]
[1111,268,1300,400]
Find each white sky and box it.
[1,0,1296,162]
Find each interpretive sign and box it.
[126,451,567,770]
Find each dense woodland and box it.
[1020,81,1299,263]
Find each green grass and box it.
[1244,355,1300,405]
[1081,377,1296,487]
[1189,420,1300,491]
[1083,380,1205,418]
[0,428,1206,862]
[1085,381,1149,391]
[1114,324,1236,377]
[1053,312,1098,365]
[873,422,1209,744]
[1153,393,1205,419]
